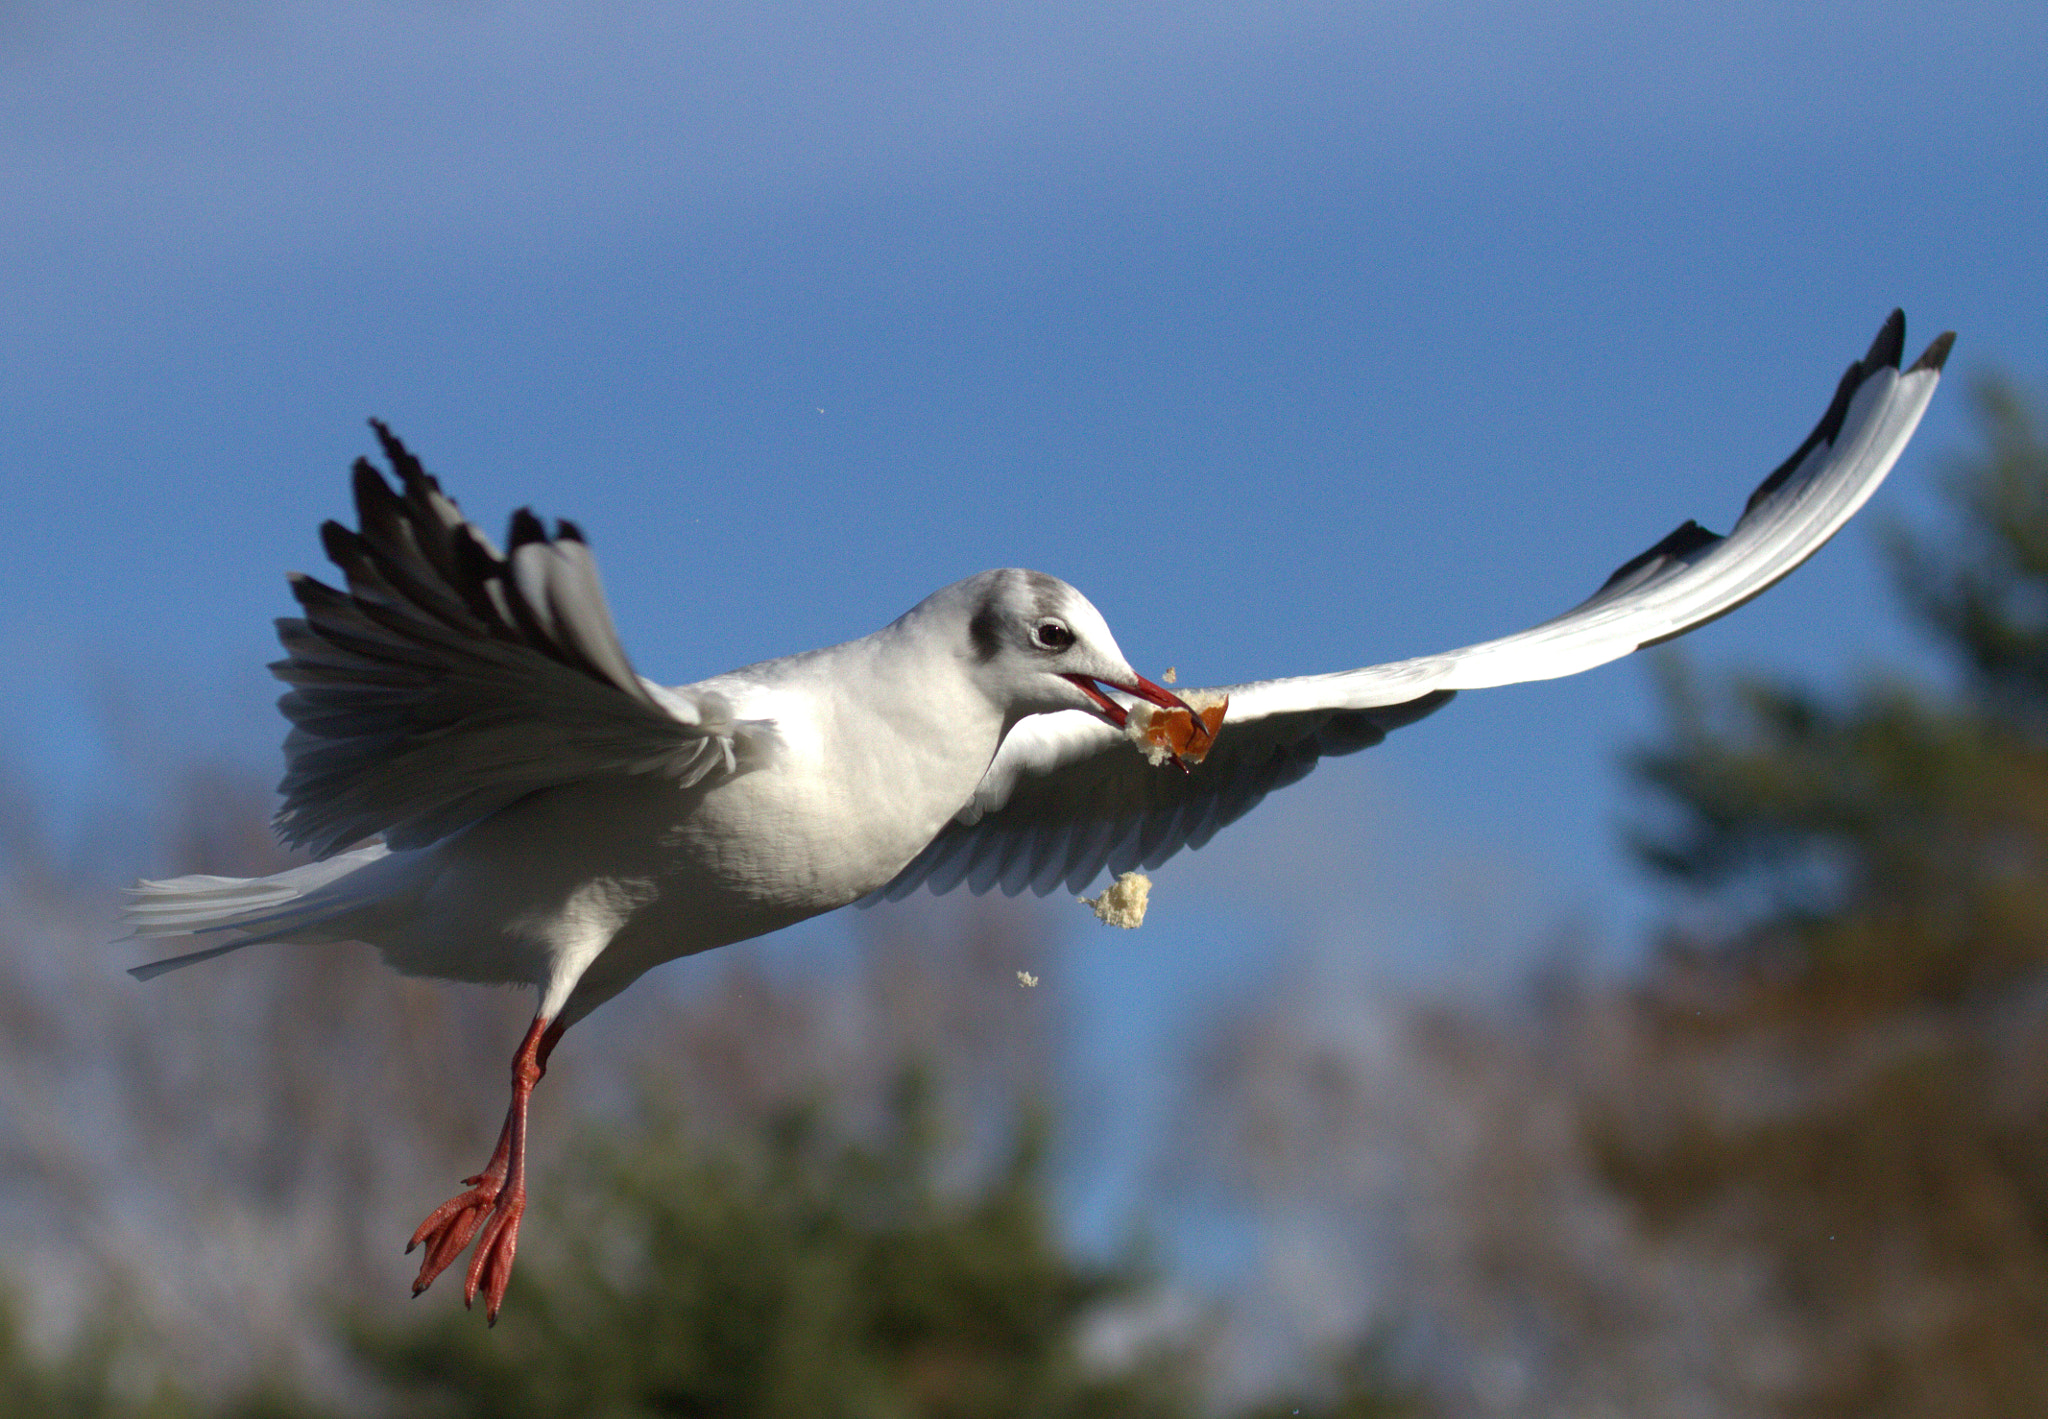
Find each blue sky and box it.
[2,0,2043,1248]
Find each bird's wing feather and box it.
[880,312,1952,900]
[272,423,758,857]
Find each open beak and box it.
[1063,671,1189,728]
[1062,673,1214,761]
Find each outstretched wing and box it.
[272,422,759,857]
[879,311,1954,900]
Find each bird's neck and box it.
[713,624,1011,895]
[837,619,1012,790]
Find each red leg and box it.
[406,1014,565,1323]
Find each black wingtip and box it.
[318,518,366,569]
[507,507,549,550]
[1742,310,1913,518]
[555,518,586,544]
[1867,308,1907,371]
[1598,519,1723,594]
[366,418,405,466]
[1909,331,1956,375]
[365,419,437,494]
[283,568,348,612]
[350,455,401,514]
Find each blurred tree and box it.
[0,1295,174,1419]
[1230,1340,1436,1419]
[1595,378,2048,1418]
[353,1071,1197,1419]
[0,1291,321,1419]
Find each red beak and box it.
[1063,672,1208,746]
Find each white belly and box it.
[336,662,1006,1022]
[353,747,974,1020]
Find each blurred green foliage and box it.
[0,1296,175,1419]
[7,1066,1432,1417]
[0,1295,307,1419]
[1601,378,2048,1417]
[1230,1343,1436,1419]
[352,1066,1432,1418]
[352,1071,1197,1419]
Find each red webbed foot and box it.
[404,1014,561,1322]
[462,1182,528,1324]
[406,1152,509,1296]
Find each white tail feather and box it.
[125,845,392,979]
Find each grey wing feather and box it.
[878,692,1452,901]
[272,422,751,857]
[879,312,1953,900]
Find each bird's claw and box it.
[462,1193,526,1325]
[404,1014,555,1321]
[407,1175,503,1296]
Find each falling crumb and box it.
[1081,871,1151,928]
[1162,666,1177,684]
[1125,690,1228,768]
[1016,970,1039,988]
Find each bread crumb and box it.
[1016,970,1039,988]
[1081,871,1151,929]
[1162,667,1177,684]
[1125,690,1228,768]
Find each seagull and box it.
[127,311,1951,1322]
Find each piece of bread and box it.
[1081,871,1151,928]
[1124,691,1227,768]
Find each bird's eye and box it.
[1033,620,1075,651]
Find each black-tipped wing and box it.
[880,312,1953,900]
[272,423,758,857]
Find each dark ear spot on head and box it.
[968,596,1003,663]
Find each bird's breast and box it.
[672,699,993,912]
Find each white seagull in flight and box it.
[127,312,1951,1321]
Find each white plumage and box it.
[127,311,1952,1322]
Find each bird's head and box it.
[934,568,1197,734]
